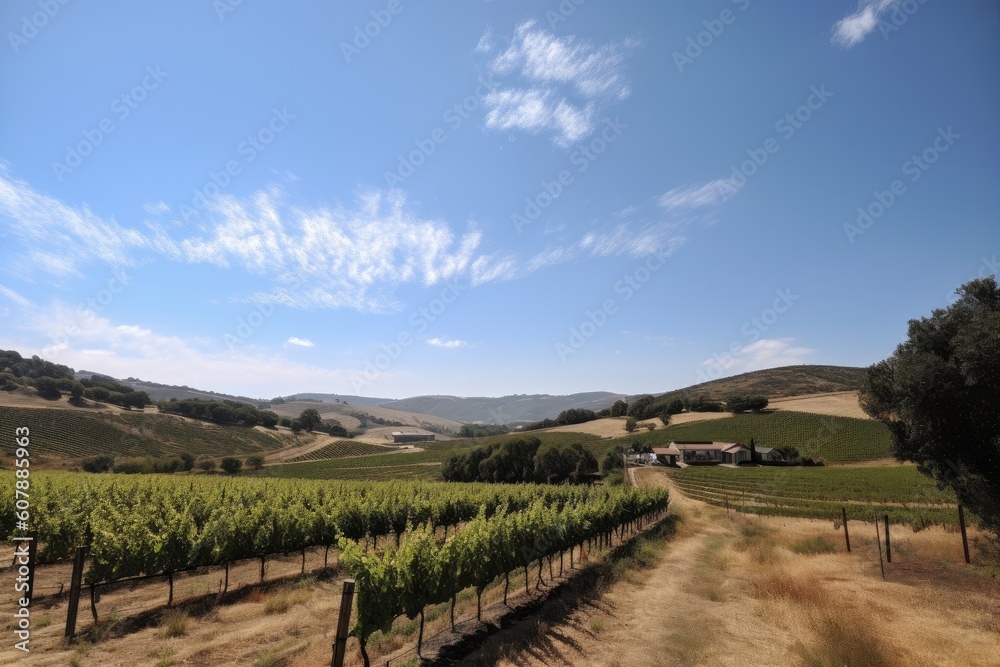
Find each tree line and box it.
[442,436,599,484]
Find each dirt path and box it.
[459,469,999,667]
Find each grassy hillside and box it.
[267,400,463,433]
[650,365,865,412]
[380,391,626,425]
[664,465,959,528]
[260,431,616,481]
[631,411,891,462]
[0,405,295,462]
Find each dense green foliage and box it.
[339,486,668,663]
[666,465,960,528]
[157,398,272,426]
[0,472,665,606]
[0,353,150,407]
[860,277,1000,536]
[0,349,75,381]
[686,396,724,412]
[725,395,769,413]
[441,436,599,484]
[520,407,600,432]
[627,395,657,419]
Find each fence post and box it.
[873,511,885,579]
[958,504,971,564]
[65,546,88,638]
[883,514,891,564]
[841,507,851,553]
[331,579,356,667]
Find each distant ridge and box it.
[650,364,865,410]
[381,392,627,425]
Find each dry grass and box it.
[749,573,827,606]
[159,608,189,637]
[263,585,313,614]
[796,606,904,667]
[789,534,840,555]
[769,391,868,419]
[733,519,782,565]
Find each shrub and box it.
[220,457,242,474]
[82,455,115,473]
[246,455,265,471]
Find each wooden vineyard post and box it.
[65,546,88,638]
[330,579,355,667]
[958,504,971,564]
[883,514,891,564]
[842,507,851,553]
[873,511,885,580]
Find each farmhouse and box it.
[652,442,784,465]
[391,430,436,444]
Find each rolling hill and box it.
[380,391,627,425]
[648,365,865,412]
[266,400,464,433]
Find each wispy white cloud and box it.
[658,176,743,212]
[143,201,170,215]
[0,171,149,278]
[285,336,314,348]
[0,170,698,313]
[0,173,518,312]
[6,299,350,397]
[0,284,31,308]
[479,21,634,146]
[701,338,815,374]
[426,337,468,348]
[832,0,896,48]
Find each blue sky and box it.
[0,0,997,400]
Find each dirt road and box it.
[458,468,1000,667]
